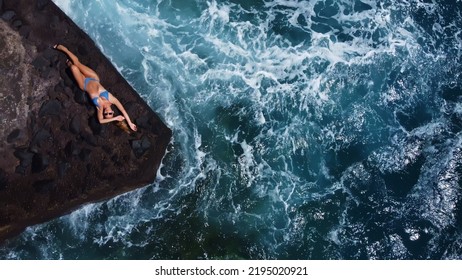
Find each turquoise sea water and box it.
[1,0,462,259]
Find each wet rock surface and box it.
[0,0,172,242]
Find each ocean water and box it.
[1,0,462,259]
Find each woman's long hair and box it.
[115,119,131,134]
[111,106,132,134]
[115,120,132,134]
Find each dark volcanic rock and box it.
[36,0,48,10]
[73,88,87,104]
[1,10,15,21]
[33,179,56,194]
[6,129,23,143]
[0,169,7,190]
[0,0,172,242]
[81,131,98,147]
[14,149,34,164]
[88,116,102,135]
[12,19,21,28]
[65,141,79,158]
[31,153,49,173]
[69,116,81,134]
[131,136,152,158]
[57,161,70,178]
[18,24,30,37]
[79,148,91,162]
[32,55,49,70]
[15,165,27,175]
[135,115,151,130]
[39,99,62,116]
[30,128,52,151]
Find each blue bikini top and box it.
[92,91,109,108]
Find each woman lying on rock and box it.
[54,44,137,132]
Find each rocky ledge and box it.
[0,0,172,242]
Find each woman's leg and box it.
[55,44,100,80]
[67,61,86,91]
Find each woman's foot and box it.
[53,44,67,52]
[65,59,73,67]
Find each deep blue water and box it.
[1,0,462,259]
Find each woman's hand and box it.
[128,121,138,131]
[114,115,125,122]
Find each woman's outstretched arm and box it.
[108,94,138,131]
[97,108,125,124]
